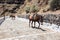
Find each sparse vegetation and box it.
[25,4,39,13]
[25,6,30,13]
[30,5,39,13]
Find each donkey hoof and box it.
[32,27,35,28]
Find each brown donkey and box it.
[10,14,15,20]
[28,13,43,28]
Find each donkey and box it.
[10,14,15,20]
[27,12,43,28]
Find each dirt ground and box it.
[0,17,60,40]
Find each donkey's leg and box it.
[11,16,13,20]
[34,21,36,28]
[31,21,33,28]
[29,20,30,27]
[13,17,15,20]
[41,19,43,25]
[38,21,40,28]
[12,17,14,20]
[41,22,43,25]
